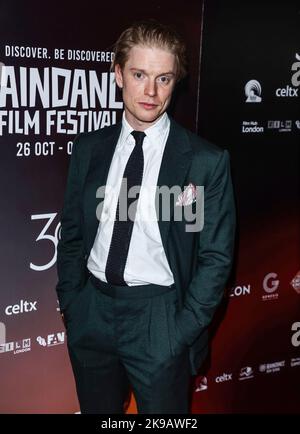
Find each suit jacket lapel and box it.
[84,122,122,253]
[156,119,193,260]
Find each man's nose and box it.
[144,79,157,97]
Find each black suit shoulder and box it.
[188,130,229,171]
[186,128,224,157]
[69,122,121,178]
[171,119,228,170]
[73,122,122,151]
[170,120,232,191]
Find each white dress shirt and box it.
[87,112,175,286]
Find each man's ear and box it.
[114,64,123,89]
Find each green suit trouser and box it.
[65,273,191,414]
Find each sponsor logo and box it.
[215,373,233,383]
[259,360,285,374]
[267,120,292,132]
[36,332,65,347]
[262,272,279,301]
[4,299,37,316]
[195,375,208,392]
[0,338,31,354]
[245,80,262,102]
[275,85,298,97]
[290,271,300,294]
[242,120,264,133]
[291,322,300,347]
[295,120,300,130]
[239,366,254,380]
[291,357,300,367]
[230,284,251,297]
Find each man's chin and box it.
[136,112,163,124]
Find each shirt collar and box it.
[118,112,170,149]
[144,112,170,142]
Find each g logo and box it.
[263,273,279,293]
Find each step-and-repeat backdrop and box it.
[194,1,300,413]
[0,0,299,413]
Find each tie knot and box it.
[131,130,146,147]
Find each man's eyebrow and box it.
[158,71,176,77]
[129,68,176,76]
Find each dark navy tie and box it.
[105,131,146,285]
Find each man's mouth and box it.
[139,102,158,110]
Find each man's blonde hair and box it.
[111,20,187,81]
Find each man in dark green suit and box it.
[56,20,236,414]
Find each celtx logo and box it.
[291,322,300,347]
[245,80,262,102]
[262,272,279,301]
[276,85,298,97]
[5,299,37,315]
[215,373,233,383]
[37,332,65,347]
[291,53,300,87]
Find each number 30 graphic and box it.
[30,213,61,271]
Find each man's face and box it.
[115,45,177,130]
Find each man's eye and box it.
[134,72,144,79]
[158,76,170,84]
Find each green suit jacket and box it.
[56,118,236,375]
